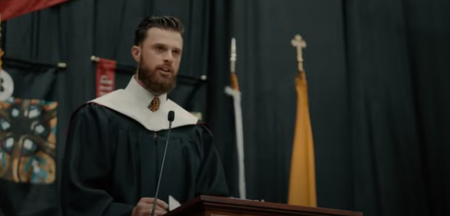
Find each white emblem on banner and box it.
[0,69,14,101]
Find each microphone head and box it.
[168,110,175,122]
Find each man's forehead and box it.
[144,28,183,47]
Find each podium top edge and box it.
[168,195,363,216]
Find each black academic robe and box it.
[60,103,229,216]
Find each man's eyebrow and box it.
[152,43,167,47]
[151,43,181,51]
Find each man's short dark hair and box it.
[134,15,185,46]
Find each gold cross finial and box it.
[291,34,307,72]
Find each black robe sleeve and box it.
[60,104,134,216]
[194,124,230,197]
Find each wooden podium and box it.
[166,195,363,216]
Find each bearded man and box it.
[60,15,229,216]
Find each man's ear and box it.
[131,45,141,62]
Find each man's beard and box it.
[138,63,176,95]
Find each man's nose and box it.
[163,51,174,63]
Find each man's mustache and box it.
[156,64,174,73]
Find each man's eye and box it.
[155,46,165,51]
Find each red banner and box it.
[96,58,116,98]
[0,0,70,21]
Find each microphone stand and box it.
[151,111,175,216]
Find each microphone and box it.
[151,110,175,216]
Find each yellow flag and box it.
[288,63,317,205]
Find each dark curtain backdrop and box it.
[344,0,450,215]
[209,0,351,206]
[1,0,449,216]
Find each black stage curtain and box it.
[1,0,448,216]
[208,0,350,206]
[343,0,450,215]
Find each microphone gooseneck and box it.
[151,110,175,216]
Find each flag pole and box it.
[288,34,317,207]
[225,37,246,199]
